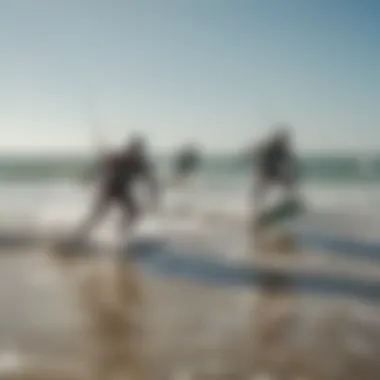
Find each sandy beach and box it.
[0,242,379,380]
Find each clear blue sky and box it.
[0,0,378,153]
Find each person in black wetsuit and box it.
[252,127,299,208]
[73,135,159,240]
[172,143,202,185]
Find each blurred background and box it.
[0,1,379,379]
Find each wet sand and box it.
[0,246,380,379]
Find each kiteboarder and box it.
[253,127,299,205]
[245,125,302,232]
[73,134,159,241]
[172,143,202,185]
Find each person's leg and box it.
[252,172,269,215]
[249,172,269,237]
[118,192,140,242]
[73,191,110,240]
[248,174,265,253]
[280,171,298,200]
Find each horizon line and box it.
[0,147,379,158]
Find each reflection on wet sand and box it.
[0,245,380,379]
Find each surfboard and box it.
[255,197,305,229]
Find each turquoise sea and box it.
[0,152,379,244]
[0,153,378,183]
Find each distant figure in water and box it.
[172,143,202,185]
[73,135,159,241]
[250,126,300,211]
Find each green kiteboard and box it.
[255,196,305,228]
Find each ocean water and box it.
[0,153,380,240]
